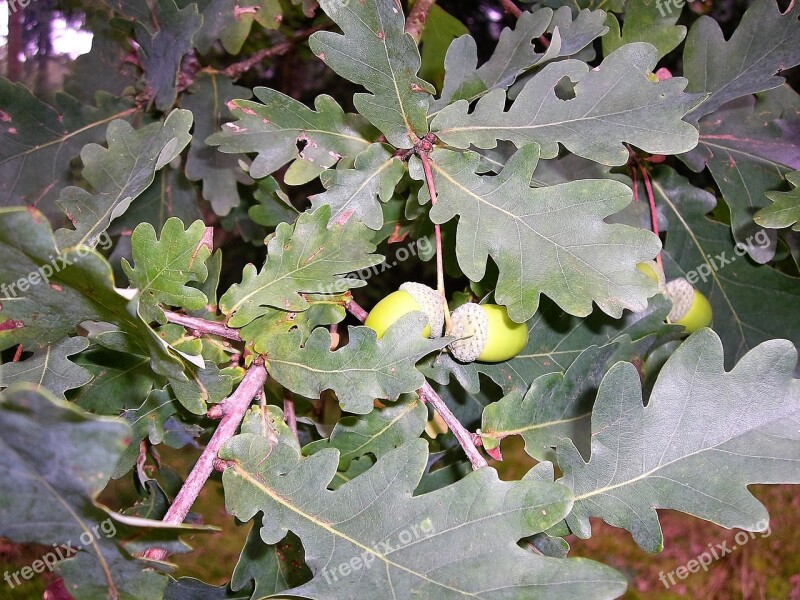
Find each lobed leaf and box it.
[310,0,435,148]
[432,43,701,166]
[559,330,800,552]
[264,313,448,414]
[219,205,382,328]
[414,145,661,322]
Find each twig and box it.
[498,0,522,18]
[345,301,487,470]
[405,0,437,43]
[222,22,332,80]
[418,381,488,469]
[283,389,298,441]
[141,363,268,562]
[637,162,664,272]
[164,310,242,342]
[418,146,451,331]
[12,344,23,362]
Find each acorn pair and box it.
[364,282,528,363]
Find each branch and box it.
[346,300,487,470]
[164,310,242,342]
[405,0,437,44]
[222,22,332,80]
[283,388,298,441]
[498,0,522,18]
[141,362,268,562]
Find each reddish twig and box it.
[637,162,664,272]
[142,363,268,562]
[12,344,23,362]
[346,300,487,470]
[499,0,522,18]
[222,22,332,80]
[417,143,451,331]
[405,0,437,43]
[418,381,488,469]
[283,389,298,441]
[164,310,242,342]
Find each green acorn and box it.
[447,302,528,363]
[364,282,445,339]
[665,277,713,333]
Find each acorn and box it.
[364,282,445,339]
[637,260,666,290]
[665,277,713,333]
[446,302,528,363]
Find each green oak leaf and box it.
[169,359,233,415]
[109,167,204,236]
[602,0,686,61]
[114,387,203,478]
[56,109,193,249]
[432,43,701,166]
[431,7,608,113]
[247,176,299,228]
[654,166,800,367]
[0,336,93,399]
[304,394,427,469]
[309,0,435,148]
[72,349,157,413]
[481,344,618,463]
[757,170,800,232]
[220,205,382,329]
[413,146,660,322]
[680,90,800,263]
[683,0,800,122]
[0,208,192,388]
[418,4,469,89]
[134,0,203,111]
[310,143,405,230]
[196,0,282,55]
[0,385,200,599]
[183,73,254,216]
[208,88,375,180]
[264,313,449,414]
[0,79,134,212]
[221,434,627,599]
[122,218,212,324]
[558,330,800,552]
[230,522,312,597]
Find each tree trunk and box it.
[7,7,24,82]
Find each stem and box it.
[142,363,268,562]
[346,301,487,470]
[405,0,437,43]
[418,151,451,331]
[283,389,298,441]
[418,381,488,470]
[164,310,242,342]
[498,0,522,18]
[637,162,664,272]
[221,23,331,80]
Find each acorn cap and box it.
[665,277,694,322]
[447,302,489,363]
[400,282,445,338]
